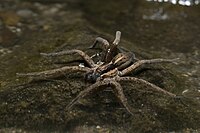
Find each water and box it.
[146,0,200,6]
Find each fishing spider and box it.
[17,31,178,115]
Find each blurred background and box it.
[0,0,200,132]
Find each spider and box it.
[17,46,178,115]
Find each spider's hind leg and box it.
[66,80,108,111]
[109,80,138,115]
[116,77,176,98]
[66,79,138,115]
[17,66,91,81]
[120,58,179,76]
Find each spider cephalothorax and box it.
[84,71,100,83]
[17,31,179,115]
[85,51,136,83]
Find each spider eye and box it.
[85,72,100,82]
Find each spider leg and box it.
[117,59,132,70]
[66,79,137,115]
[104,31,122,63]
[120,58,179,76]
[113,31,121,45]
[16,66,91,80]
[112,52,135,70]
[109,80,138,115]
[40,49,95,68]
[115,77,176,97]
[89,37,110,51]
[89,37,110,62]
[66,80,109,111]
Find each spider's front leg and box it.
[113,31,121,45]
[89,37,110,51]
[119,58,179,76]
[40,49,95,68]
[89,37,110,63]
[89,31,122,63]
[104,31,121,63]
[66,79,137,115]
[17,66,91,81]
[89,31,121,50]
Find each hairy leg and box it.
[89,37,110,62]
[113,31,121,45]
[16,66,91,80]
[89,37,110,51]
[89,31,121,50]
[109,80,138,115]
[66,79,137,115]
[40,49,95,68]
[117,59,132,70]
[104,31,122,63]
[111,52,135,70]
[119,58,179,76]
[115,77,176,97]
[65,80,110,110]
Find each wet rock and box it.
[0,0,200,132]
[0,24,19,47]
[0,11,20,26]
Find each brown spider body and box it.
[17,31,179,115]
[85,52,136,82]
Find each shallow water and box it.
[0,0,200,132]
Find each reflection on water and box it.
[143,8,169,20]
[146,0,200,6]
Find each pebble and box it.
[96,125,101,129]
[17,9,36,18]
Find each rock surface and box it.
[0,0,200,132]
